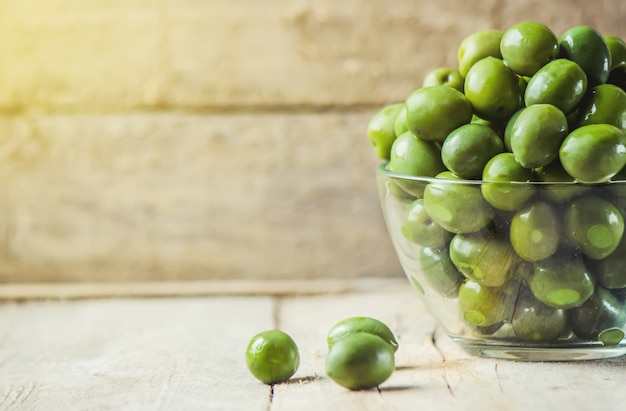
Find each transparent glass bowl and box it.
[376,164,626,361]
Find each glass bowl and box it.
[376,164,626,361]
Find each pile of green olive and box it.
[368,22,626,346]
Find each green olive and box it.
[605,35,626,94]
[529,250,595,309]
[577,84,626,130]
[401,198,452,248]
[325,333,395,390]
[419,246,464,298]
[481,152,535,211]
[510,201,560,262]
[327,317,398,352]
[449,231,519,287]
[569,286,626,345]
[586,235,626,289]
[441,124,504,179]
[423,180,494,234]
[524,58,588,114]
[564,195,624,260]
[384,178,420,202]
[559,25,612,86]
[458,279,519,327]
[435,170,463,180]
[510,104,568,169]
[535,160,589,203]
[605,35,626,70]
[422,67,465,92]
[393,105,409,138]
[246,330,300,384]
[458,29,504,77]
[387,131,446,177]
[464,56,523,121]
[405,86,473,142]
[503,109,524,152]
[559,124,626,183]
[512,285,568,342]
[500,21,559,76]
[367,103,404,160]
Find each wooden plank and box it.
[0,296,275,410]
[275,290,626,411]
[0,290,626,409]
[1,0,624,110]
[273,290,461,410]
[0,112,403,283]
[0,278,409,300]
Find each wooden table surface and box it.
[0,278,625,411]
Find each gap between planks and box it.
[0,277,410,301]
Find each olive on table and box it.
[464,56,523,121]
[524,58,588,114]
[441,123,504,179]
[325,333,395,391]
[569,286,626,346]
[500,21,559,76]
[510,201,561,262]
[509,104,568,169]
[481,152,535,211]
[327,317,398,352]
[564,195,624,260]
[559,25,612,86]
[559,124,626,183]
[401,198,452,248]
[458,29,504,77]
[458,279,519,328]
[512,285,569,343]
[246,330,300,384]
[449,231,519,287]
[529,250,595,309]
[405,85,473,142]
[423,178,494,234]
[420,246,464,298]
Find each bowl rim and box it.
[376,163,626,187]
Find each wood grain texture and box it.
[0,0,625,110]
[1,288,626,410]
[0,278,408,300]
[0,296,275,410]
[1,1,626,283]
[0,112,402,283]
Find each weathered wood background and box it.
[0,0,624,282]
